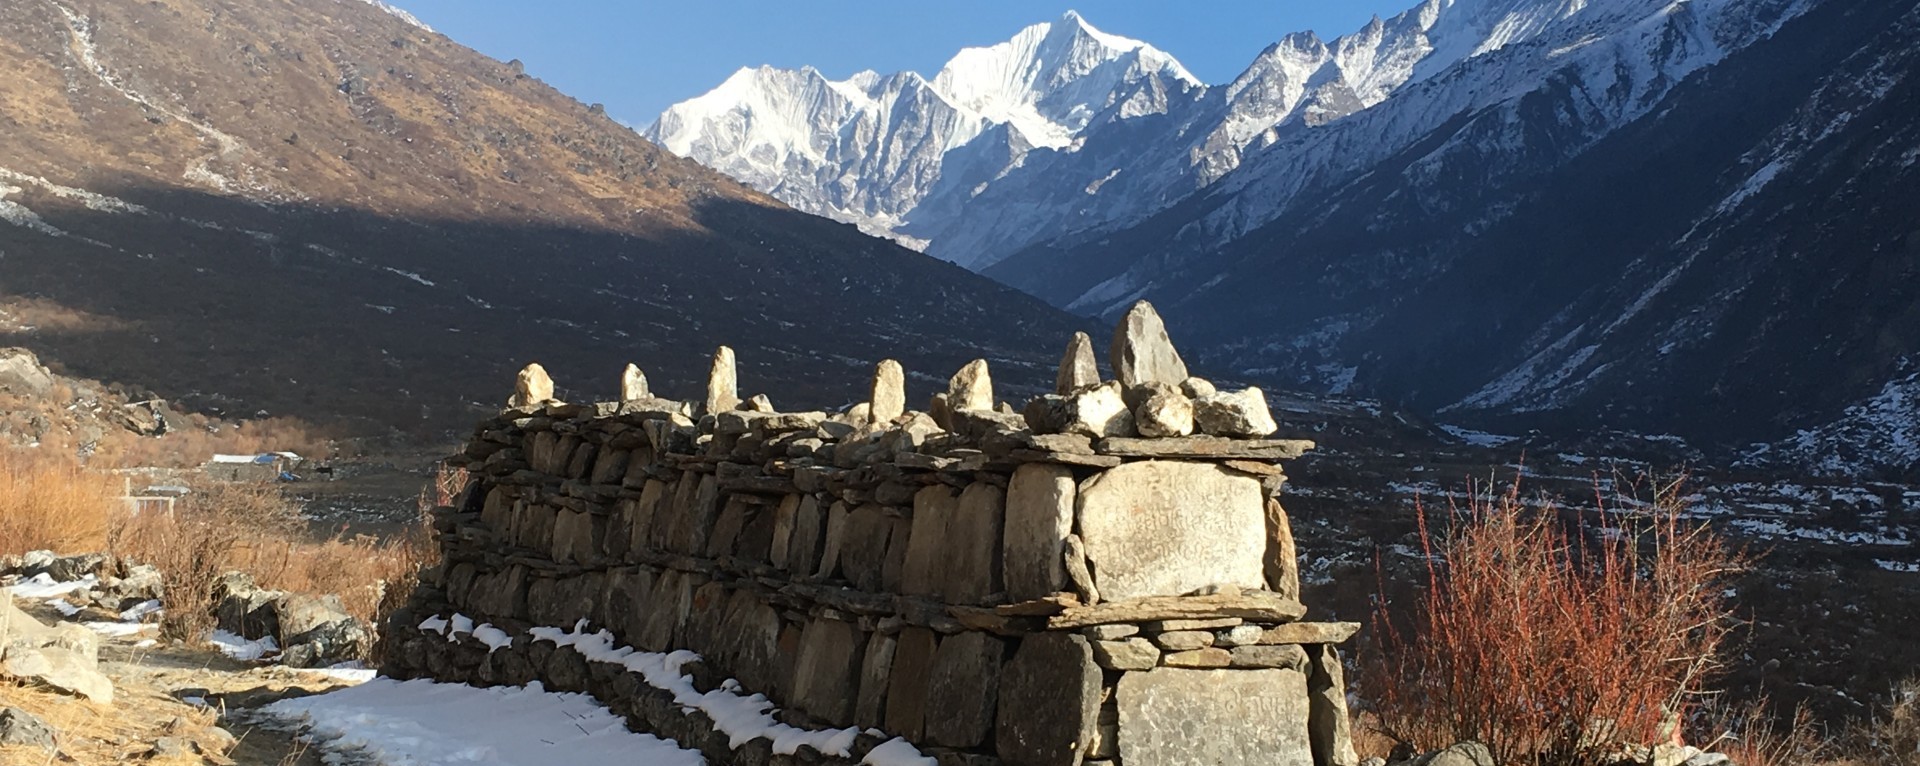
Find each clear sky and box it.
[383,1,1413,128]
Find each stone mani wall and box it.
[383,302,1361,766]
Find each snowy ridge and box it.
[1743,369,1920,478]
[348,0,434,32]
[645,11,1198,244]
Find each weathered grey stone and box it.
[902,486,957,598]
[1083,624,1139,641]
[1063,533,1099,604]
[746,393,775,412]
[1219,624,1266,647]
[1257,622,1362,645]
[1308,644,1361,766]
[1194,387,1279,438]
[1147,617,1243,631]
[1161,648,1232,668]
[1180,376,1217,399]
[1117,668,1312,766]
[790,619,864,727]
[847,402,874,426]
[948,359,994,413]
[1065,381,1134,438]
[787,496,827,577]
[0,707,54,751]
[1135,389,1195,438]
[947,483,1005,604]
[885,627,939,740]
[1075,461,1268,601]
[510,363,554,408]
[1231,644,1308,670]
[924,632,1003,749]
[1109,301,1189,388]
[1153,631,1215,651]
[629,479,669,555]
[997,633,1101,766]
[620,363,651,401]
[769,494,801,570]
[668,474,723,555]
[855,631,897,729]
[0,350,54,397]
[1094,435,1311,459]
[928,392,953,431]
[1089,638,1159,671]
[816,501,851,579]
[1003,464,1075,602]
[705,346,740,416]
[839,504,895,591]
[1056,332,1101,394]
[1267,497,1301,600]
[871,359,906,424]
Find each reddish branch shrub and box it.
[1364,479,1744,765]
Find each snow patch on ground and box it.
[211,630,280,662]
[266,678,694,766]
[8,573,98,599]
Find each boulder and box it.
[1064,381,1134,438]
[273,594,371,668]
[1109,301,1189,387]
[1056,332,1101,394]
[1407,743,1495,766]
[0,349,54,397]
[1194,387,1279,438]
[0,600,112,703]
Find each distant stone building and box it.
[203,452,303,482]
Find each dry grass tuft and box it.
[111,481,302,643]
[1363,477,1745,766]
[0,448,116,556]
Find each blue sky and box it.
[384,1,1412,128]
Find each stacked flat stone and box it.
[386,301,1356,766]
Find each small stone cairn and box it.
[388,300,1359,766]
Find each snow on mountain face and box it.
[643,11,1194,242]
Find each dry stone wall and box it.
[383,301,1360,766]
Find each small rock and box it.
[1180,377,1217,398]
[1090,638,1159,671]
[948,359,993,412]
[1056,332,1101,394]
[1064,382,1134,438]
[1109,301,1190,387]
[509,363,553,408]
[704,346,739,415]
[147,736,192,759]
[1230,644,1307,670]
[1134,389,1195,438]
[870,360,906,423]
[746,394,775,412]
[1194,387,1279,438]
[1409,742,1495,766]
[1153,631,1215,651]
[619,364,650,401]
[0,707,55,750]
[1082,624,1139,641]
[1160,648,1232,668]
[1217,624,1265,647]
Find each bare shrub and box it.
[0,447,116,555]
[1363,477,1743,765]
[114,481,301,643]
[1833,680,1920,766]
[1698,698,1833,766]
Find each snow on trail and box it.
[266,678,703,766]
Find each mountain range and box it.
[650,0,1920,475]
[0,0,1085,435]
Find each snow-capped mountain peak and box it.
[930,11,1199,147]
[644,10,1197,241]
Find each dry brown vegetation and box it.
[0,446,434,648]
[1363,478,1744,765]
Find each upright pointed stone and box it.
[509,363,554,409]
[948,359,993,413]
[1110,301,1189,387]
[1056,332,1100,394]
[704,346,739,416]
[871,360,906,424]
[619,364,650,401]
